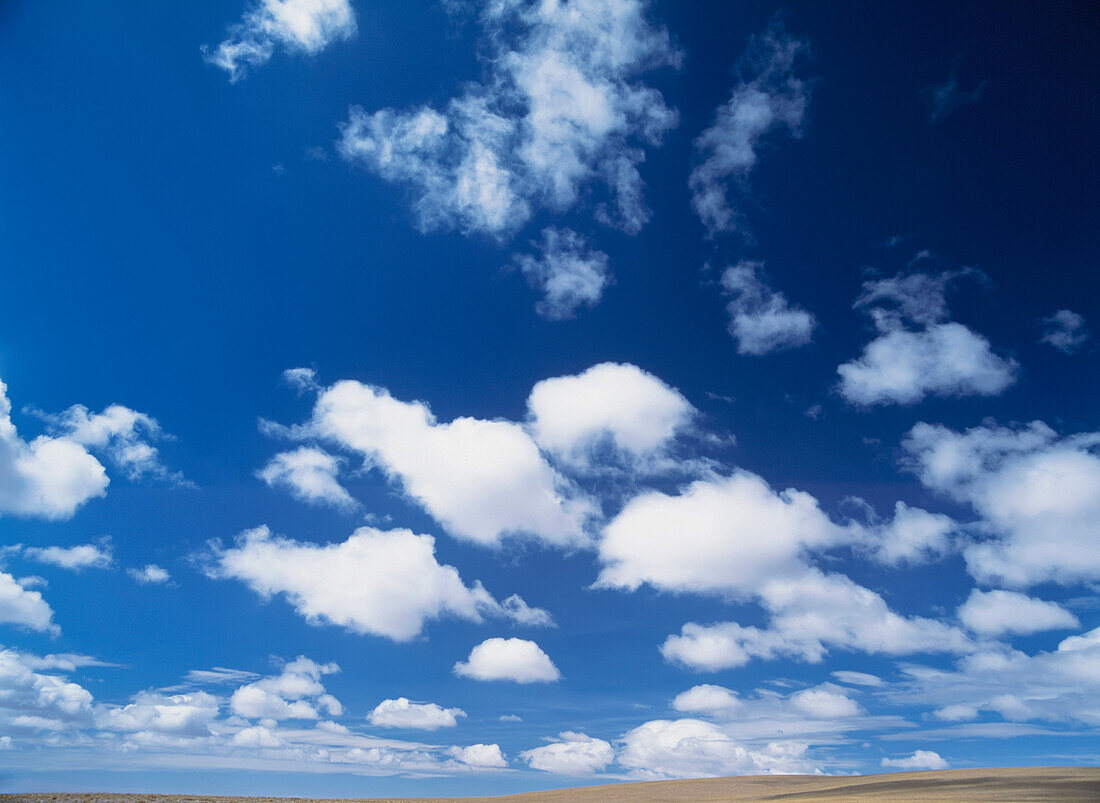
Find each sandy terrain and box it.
[6,767,1100,802]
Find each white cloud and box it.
[258,446,357,511]
[903,420,1100,587]
[230,656,341,721]
[339,0,678,237]
[689,21,808,236]
[596,472,853,598]
[864,502,956,567]
[527,362,695,468]
[22,543,112,571]
[837,271,1016,406]
[448,742,508,768]
[368,698,465,731]
[514,228,610,319]
[454,638,560,683]
[294,378,592,548]
[233,723,285,748]
[0,649,94,731]
[672,684,744,718]
[882,750,949,770]
[618,719,815,779]
[789,685,861,719]
[520,731,613,776]
[0,572,57,634]
[98,691,219,737]
[204,0,357,82]
[213,525,550,641]
[128,564,171,585]
[831,671,883,688]
[1040,309,1089,353]
[957,589,1079,636]
[721,262,815,355]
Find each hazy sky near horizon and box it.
[0,0,1098,796]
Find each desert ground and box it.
[5,767,1100,803]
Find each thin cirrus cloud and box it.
[1039,309,1089,353]
[720,262,816,355]
[203,0,357,82]
[837,269,1018,406]
[210,525,552,641]
[338,0,679,238]
[689,20,809,238]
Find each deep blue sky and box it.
[0,0,1098,796]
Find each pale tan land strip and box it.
[5,767,1100,803]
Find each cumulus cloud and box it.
[863,502,956,567]
[1040,309,1089,353]
[902,420,1100,586]
[128,564,171,585]
[837,270,1017,405]
[957,589,1079,636]
[527,362,695,469]
[98,691,219,737]
[520,731,613,775]
[618,719,815,779]
[689,20,808,236]
[720,262,816,355]
[338,0,678,237]
[21,542,112,572]
[204,0,357,82]
[882,750,949,770]
[369,697,465,731]
[514,228,611,319]
[257,446,357,511]
[230,656,341,721]
[278,377,593,548]
[454,637,560,683]
[0,572,57,634]
[0,648,95,733]
[212,525,551,641]
[672,684,744,718]
[448,742,508,768]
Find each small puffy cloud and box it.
[22,542,112,571]
[838,271,1016,406]
[368,697,465,731]
[672,685,744,718]
[721,262,815,355]
[596,472,853,598]
[520,731,613,776]
[689,21,808,236]
[289,378,592,548]
[98,691,219,737]
[957,589,1078,636]
[454,638,560,683]
[618,719,814,779]
[527,362,695,467]
[864,502,956,567]
[903,420,1100,587]
[515,228,611,320]
[339,0,678,237]
[233,723,284,748]
[448,743,508,768]
[128,564,171,585]
[0,572,57,634]
[229,656,340,721]
[789,685,862,719]
[204,0,357,82]
[882,750,949,770]
[1040,309,1089,353]
[258,446,357,511]
[213,526,549,641]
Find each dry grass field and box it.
[5,767,1100,803]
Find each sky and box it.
[0,0,1098,796]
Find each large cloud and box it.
[0,572,57,634]
[338,0,678,237]
[212,526,551,641]
[369,697,465,731]
[957,589,1079,637]
[294,379,593,548]
[0,648,94,732]
[689,21,808,236]
[903,420,1100,586]
[204,0,357,82]
[837,270,1017,406]
[520,731,613,775]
